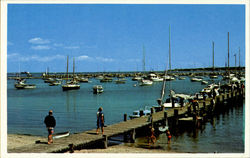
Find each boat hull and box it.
[62,85,80,90]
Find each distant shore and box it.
[7,134,174,153]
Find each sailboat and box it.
[62,56,80,90]
[157,25,191,108]
[14,63,36,89]
[139,45,153,86]
[209,41,218,79]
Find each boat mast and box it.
[143,45,146,72]
[66,55,69,81]
[239,47,240,68]
[73,57,75,78]
[228,32,230,75]
[169,25,171,74]
[158,25,171,105]
[212,41,214,71]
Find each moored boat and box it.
[139,79,153,86]
[93,85,104,94]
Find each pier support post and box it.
[203,102,206,111]
[164,112,168,126]
[174,109,179,126]
[187,106,191,115]
[139,110,144,117]
[130,128,136,143]
[151,107,154,114]
[124,114,127,121]
[102,135,108,149]
[227,93,230,101]
[69,144,74,153]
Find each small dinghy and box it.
[158,125,169,132]
[53,131,70,139]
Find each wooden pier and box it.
[8,87,245,153]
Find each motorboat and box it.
[129,107,151,119]
[132,76,142,81]
[115,79,126,84]
[201,80,208,85]
[163,75,175,81]
[139,79,153,86]
[178,76,186,80]
[78,77,89,83]
[190,77,202,82]
[162,91,193,108]
[149,73,163,82]
[15,79,36,89]
[100,77,113,82]
[49,80,62,86]
[93,85,104,94]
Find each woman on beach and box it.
[96,107,104,135]
[44,110,56,144]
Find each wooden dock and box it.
[8,88,244,153]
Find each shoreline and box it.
[7,133,175,153]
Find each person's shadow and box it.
[35,140,48,144]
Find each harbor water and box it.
[7,74,244,153]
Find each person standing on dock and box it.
[44,110,56,144]
[96,107,104,135]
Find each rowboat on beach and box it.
[52,131,70,139]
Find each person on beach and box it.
[44,110,56,144]
[166,129,172,144]
[96,107,104,135]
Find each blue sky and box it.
[7,4,245,73]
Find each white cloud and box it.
[31,45,51,50]
[7,53,19,59]
[54,43,63,47]
[28,37,50,44]
[96,57,114,62]
[77,55,92,61]
[8,54,65,62]
[64,46,80,49]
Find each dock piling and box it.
[130,129,136,143]
[124,114,127,121]
[102,135,108,149]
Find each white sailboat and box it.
[157,25,192,108]
[62,56,80,90]
[139,45,153,86]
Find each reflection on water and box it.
[130,104,244,153]
[7,75,244,152]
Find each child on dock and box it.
[44,110,56,144]
[96,107,105,135]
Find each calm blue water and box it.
[7,74,244,152]
[134,103,244,153]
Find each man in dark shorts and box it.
[96,107,104,135]
[44,110,56,144]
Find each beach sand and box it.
[7,134,172,153]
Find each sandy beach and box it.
[7,134,175,153]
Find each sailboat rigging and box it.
[62,56,80,90]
